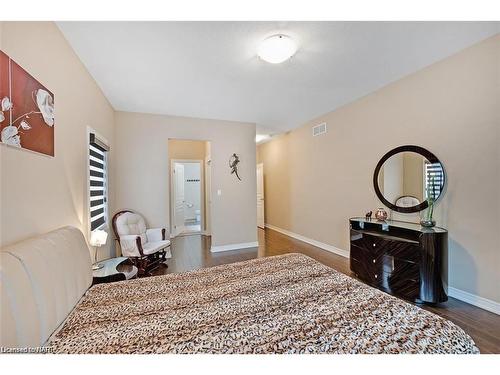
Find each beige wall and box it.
[0,22,116,259]
[258,35,500,302]
[168,139,207,161]
[115,111,257,247]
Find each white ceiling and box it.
[57,22,498,134]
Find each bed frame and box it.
[0,226,92,348]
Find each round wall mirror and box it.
[373,145,446,213]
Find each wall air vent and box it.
[312,122,327,137]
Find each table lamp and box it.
[90,229,108,270]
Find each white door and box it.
[256,163,265,228]
[174,163,185,236]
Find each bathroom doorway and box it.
[171,160,203,235]
[168,139,211,237]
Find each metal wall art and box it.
[229,153,241,181]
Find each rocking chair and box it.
[112,210,170,276]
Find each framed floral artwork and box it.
[0,50,55,156]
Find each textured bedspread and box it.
[48,253,479,354]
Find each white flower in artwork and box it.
[1,97,12,111]
[0,112,4,123]
[35,89,54,126]
[1,125,21,147]
[20,119,32,130]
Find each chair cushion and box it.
[115,212,147,237]
[142,240,171,255]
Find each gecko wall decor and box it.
[229,153,241,181]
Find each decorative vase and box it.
[420,196,436,228]
[375,208,388,221]
[420,219,436,228]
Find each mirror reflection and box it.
[377,151,444,209]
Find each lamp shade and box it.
[90,229,108,247]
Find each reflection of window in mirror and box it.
[424,161,444,200]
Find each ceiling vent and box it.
[312,122,327,137]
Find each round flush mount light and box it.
[255,134,270,143]
[257,34,297,64]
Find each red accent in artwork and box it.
[0,50,55,156]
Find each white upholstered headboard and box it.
[0,226,92,348]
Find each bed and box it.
[1,227,479,354]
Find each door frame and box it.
[256,163,265,229]
[170,159,205,237]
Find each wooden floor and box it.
[152,227,500,354]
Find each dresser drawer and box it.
[351,230,420,263]
[351,245,420,280]
[350,257,383,286]
[379,269,420,301]
[351,246,419,288]
[352,257,420,300]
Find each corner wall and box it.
[258,35,500,305]
[0,22,116,259]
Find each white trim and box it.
[210,241,259,253]
[265,224,350,258]
[448,287,500,315]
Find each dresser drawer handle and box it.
[374,274,378,279]
[372,259,376,263]
[373,243,376,247]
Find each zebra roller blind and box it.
[89,133,109,231]
[424,161,444,200]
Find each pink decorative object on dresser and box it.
[375,207,388,221]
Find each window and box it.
[89,132,109,231]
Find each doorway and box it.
[171,160,203,236]
[168,139,211,238]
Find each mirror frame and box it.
[373,145,446,214]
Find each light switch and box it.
[217,189,222,196]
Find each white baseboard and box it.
[448,287,500,315]
[264,224,349,258]
[210,241,259,253]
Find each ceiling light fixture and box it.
[256,134,270,143]
[257,34,297,64]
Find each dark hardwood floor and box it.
[151,227,500,354]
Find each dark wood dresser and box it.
[349,217,448,304]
